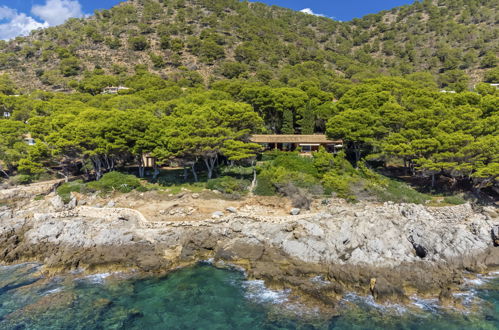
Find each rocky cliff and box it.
[0,188,498,309]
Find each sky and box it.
[0,0,416,40]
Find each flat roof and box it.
[250,134,342,144]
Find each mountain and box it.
[0,0,497,92]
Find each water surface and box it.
[0,263,498,329]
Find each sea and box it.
[0,262,497,329]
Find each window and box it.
[301,145,311,153]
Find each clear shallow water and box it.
[0,263,498,330]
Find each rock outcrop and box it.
[0,180,63,201]
[0,195,498,308]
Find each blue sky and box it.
[0,0,416,40]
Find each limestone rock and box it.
[226,207,237,214]
[290,208,301,215]
[50,195,65,211]
[492,225,499,247]
[212,211,224,219]
[67,197,78,210]
[483,206,498,219]
[191,193,200,199]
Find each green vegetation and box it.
[443,195,467,205]
[56,180,87,203]
[254,149,435,204]
[56,172,145,201]
[206,176,250,197]
[0,0,497,91]
[370,179,431,205]
[0,0,497,204]
[87,171,142,193]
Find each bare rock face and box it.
[0,199,497,307]
[50,196,65,211]
[492,225,499,247]
[0,180,63,201]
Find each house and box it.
[142,153,156,168]
[24,138,35,146]
[102,86,130,94]
[23,133,36,146]
[250,134,343,154]
[3,111,10,118]
[490,83,499,89]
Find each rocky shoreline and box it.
[0,182,498,311]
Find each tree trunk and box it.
[183,167,189,181]
[152,163,160,180]
[353,142,361,167]
[93,156,103,180]
[203,154,218,180]
[137,155,145,178]
[0,164,9,178]
[191,163,198,182]
[81,160,90,181]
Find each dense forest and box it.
[0,0,498,202]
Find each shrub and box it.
[443,195,466,205]
[129,36,149,51]
[56,180,86,203]
[10,175,33,185]
[220,166,254,177]
[261,150,289,162]
[322,171,358,202]
[277,182,312,209]
[207,176,250,195]
[272,154,318,177]
[254,171,277,196]
[87,171,142,193]
[372,179,431,204]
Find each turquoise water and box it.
[0,263,498,329]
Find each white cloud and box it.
[300,8,326,17]
[0,0,85,40]
[0,6,48,40]
[32,0,84,26]
[0,6,17,20]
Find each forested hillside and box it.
[0,0,497,92]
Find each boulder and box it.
[67,196,78,210]
[290,208,301,216]
[50,195,65,211]
[212,211,224,219]
[483,206,498,219]
[492,225,499,247]
[226,207,237,214]
[191,193,200,199]
[107,201,116,208]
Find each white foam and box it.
[410,296,439,312]
[80,273,112,284]
[43,287,63,295]
[342,293,408,314]
[242,280,290,304]
[310,275,331,285]
[465,278,486,286]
